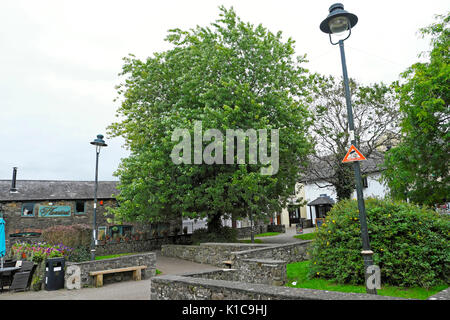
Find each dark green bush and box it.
[67,246,91,262]
[191,226,237,245]
[308,198,450,288]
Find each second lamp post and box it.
[90,134,107,261]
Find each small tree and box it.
[382,13,449,205]
[307,74,399,200]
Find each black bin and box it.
[45,257,65,291]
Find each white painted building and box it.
[280,153,389,227]
[303,171,388,226]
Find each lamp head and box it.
[90,134,108,147]
[320,3,358,35]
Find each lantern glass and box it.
[329,16,349,34]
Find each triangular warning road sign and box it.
[342,145,367,163]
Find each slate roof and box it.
[300,151,385,183]
[0,180,118,202]
[307,195,335,206]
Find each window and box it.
[22,203,35,217]
[362,177,369,188]
[98,226,107,240]
[109,225,133,238]
[9,232,41,238]
[75,201,86,214]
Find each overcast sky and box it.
[0,0,448,181]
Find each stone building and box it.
[0,176,181,250]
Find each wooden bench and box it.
[89,265,147,287]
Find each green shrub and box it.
[42,224,91,248]
[308,198,450,288]
[67,246,91,262]
[191,226,237,244]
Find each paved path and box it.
[0,251,220,300]
[240,226,315,244]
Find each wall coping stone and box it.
[199,242,273,248]
[242,258,286,264]
[151,274,410,300]
[231,240,311,257]
[66,252,155,266]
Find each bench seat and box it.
[222,260,233,268]
[89,265,147,287]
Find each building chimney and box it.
[10,167,18,193]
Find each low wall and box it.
[6,235,191,258]
[236,225,269,239]
[182,258,286,286]
[150,275,407,300]
[65,252,156,288]
[95,235,192,256]
[231,241,311,267]
[161,243,271,267]
[267,224,286,233]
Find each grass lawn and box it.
[293,232,317,240]
[286,261,447,300]
[254,232,280,237]
[95,253,135,260]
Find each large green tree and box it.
[108,7,313,232]
[382,13,449,206]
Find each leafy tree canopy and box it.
[108,7,313,230]
[382,12,449,205]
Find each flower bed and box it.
[10,242,73,261]
[10,242,74,291]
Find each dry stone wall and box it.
[65,252,156,288]
[150,275,407,300]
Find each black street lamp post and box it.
[90,134,107,261]
[320,3,377,295]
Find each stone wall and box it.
[1,199,117,237]
[1,199,182,253]
[237,259,286,286]
[161,241,311,269]
[235,225,269,239]
[154,240,449,301]
[95,235,192,256]
[65,252,156,288]
[182,258,286,286]
[160,243,271,267]
[231,241,311,267]
[267,224,286,233]
[150,275,407,300]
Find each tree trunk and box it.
[207,211,222,233]
[335,164,355,201]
